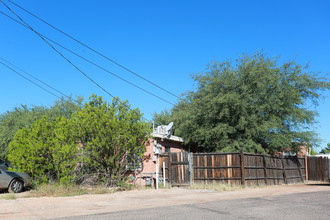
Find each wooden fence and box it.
[159,152,191,186]
[307,156,330,182]
[160,151,307,186]
[193,152,242,185]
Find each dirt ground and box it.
[0,183,329,220]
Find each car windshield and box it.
[0,159,10,170]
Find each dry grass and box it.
[20,184,117,198]
[0,182,247,200]
[0,193,16,200]
[0,184,119,199]
[85,186,117,195]
[24,184,87,198]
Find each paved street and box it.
[57,190,330,220]
[1,183,329,219]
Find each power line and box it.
[0,58,148,122]
[0,59,61,99]
[0,1,115,98]
[0,9,175,105]
[0,56,71,100]
[6,0,182,100]
[0,56,82,106]
[0,2,151,122]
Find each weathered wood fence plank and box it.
[307,156,330,182]
[240,150,245,185]
[162,151,310,186]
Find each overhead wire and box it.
[0,9,175,105]
[0,56,71,100]
[6,0,183,100]
[0,2,151,122]
[0,0,115,99]
[0,59,61,99]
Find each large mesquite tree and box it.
[172,53,330,153]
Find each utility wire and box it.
[0,10,175,105]
[0,56,70,100]
[0,56,82,105]
[0,60,61,99]
[0,0,115,99]
[6,0,182,100]
[0,3,150,122]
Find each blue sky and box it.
[0,0,329,151]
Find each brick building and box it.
[132,123,186,187]
[279,145,308,157]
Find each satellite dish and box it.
[166,122,174,135]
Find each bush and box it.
[8,116,78,183]
[8,95,150,187]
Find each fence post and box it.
[263,155,268,185]
[227,154,232,185]
[163,161,166,187]
[305,155,308,181]
[212,155,215,184]
[189,153,193,185]
[204,155,208,184]
[240,149,245,186]
[282,155,288,184]
[169,152,172,186]
[325,158,330,182]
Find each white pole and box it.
[163,161,166,187]
[156,155,159,190]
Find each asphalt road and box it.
[56,190,330,220]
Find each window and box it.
[283,151,297,156]
[125,153,142,171]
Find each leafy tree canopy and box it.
[172,52,330,153]
[152,109,172,127]
[320,143,330,154]
[9,116,78,183]
[0,96,83,160]
[70,95,150,186]
[9,95,151,186]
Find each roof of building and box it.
[151,132,184,143]
[313,154,330,158]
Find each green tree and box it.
[152,109,172,127]
[46,96,84,120]
[0,105,48,160]
[72,95,150,186]
[320,143,330,154]
[0,96,83,160]
[8,95,150,186]
[172,52,330,153]
[8,116,78,183]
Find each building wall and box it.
[297,146,307,157]
[133,138,185,187]
[158,138,185,153]
[274,145,308,157]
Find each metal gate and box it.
[169,152,191,186]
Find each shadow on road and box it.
[305,183,330,186]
